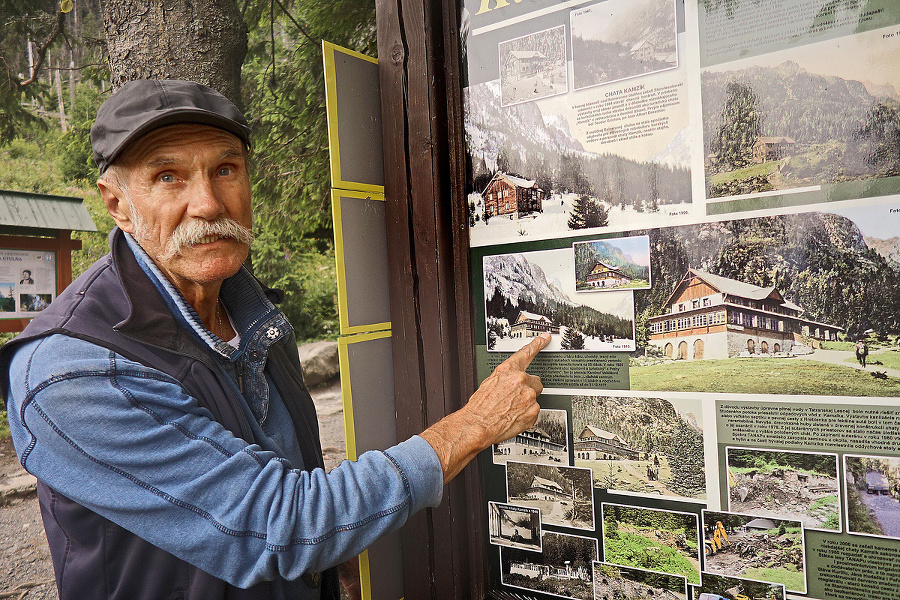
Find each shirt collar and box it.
[123,233,284,358]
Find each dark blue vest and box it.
[1,229,339,600]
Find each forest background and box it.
[1,0,377,342]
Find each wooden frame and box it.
[0,232,81,333]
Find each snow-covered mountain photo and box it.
[483,249,635,352]
[465,80,692,247]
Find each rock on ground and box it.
[298,340,339,389]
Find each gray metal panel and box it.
[366,532,404,599]
[346,335,403,599]
[0,190,97,232]
[334,52,384,187]
[339,195,391,329]
[346,335,397,452]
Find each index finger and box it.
[501,332,551,371]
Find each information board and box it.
[462,1,900,599]
[0,248,57,319]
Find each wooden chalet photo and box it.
[495,427,566,460]
[574,425,640,461]
[630,39,655,61]
[504,50,548,81]
[482,172,544,219]
[752,136,796,163]
[522,475,573,502]
[585,261,632,289]
[510,310,560,338]
[648,269,842,361]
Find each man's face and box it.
[102,124,253,297]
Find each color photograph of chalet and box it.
[753,136,795,163]
[488,502,542,551]
[574,236,651,292]
[494,408,569,466]
[648,269,842,361]
[584,262,631,289]
[506,461,594,530]
[572,395,705,501]
[481,172,544,219]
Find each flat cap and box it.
[90,79,251,174]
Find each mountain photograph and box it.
[571,0,678,90]
[464,80,692,246]
[484,250,635,352]
[701,26,900,198]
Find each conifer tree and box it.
[561,327,585,350]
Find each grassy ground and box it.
[708,161,777,186]
[743,566,806,593]
[843,349,900,371]
[629,357,900,396]
[603,527,700,584]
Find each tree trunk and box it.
[99,0,247,106]
[52,50,68,132]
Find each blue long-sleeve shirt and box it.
[6,234,443,598]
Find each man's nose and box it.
[188,176,226,219]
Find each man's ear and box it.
[97,176,135,234]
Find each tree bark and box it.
[99,0,247,106]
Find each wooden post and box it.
[376,0,488,596]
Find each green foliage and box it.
[52,83,105,181]
[241,0,375,338]
[728,448,837,476]
[603,527,700,584]
[243,0,376,244]
[0,1,52,145]
[0,136,64,192]
[251,230,338,341]
[711,80,761,169]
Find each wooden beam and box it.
[376,0,486,596]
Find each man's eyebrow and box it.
[144,156,179,168]
[221,148,245,160]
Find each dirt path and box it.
[859,491,900,537]
[0,381,347,598]
[795,348,900,378]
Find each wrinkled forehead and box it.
[113,123,247,171]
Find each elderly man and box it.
[1,80,548,600]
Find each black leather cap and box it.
[90,79,251,174]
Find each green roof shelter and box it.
[0,190,96,333]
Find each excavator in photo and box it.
[704,520,730,556]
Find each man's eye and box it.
[159,173,175,183]
[218,167,233,177]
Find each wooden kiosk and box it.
[0,190,96,333]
